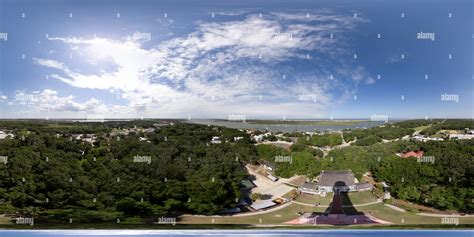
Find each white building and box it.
[0,131,14,139]
[233,136,243,142]
[211,136,222,144]
[266,173,278,182]
[253,134,264,142]
[450,134,474,140]
[413,135,443,142]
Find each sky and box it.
[0,0,472,119]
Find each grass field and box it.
[341,191,379,206]
[180,201,474,226]
[179,203,326,225]
[2,203,473,227]
[353,204,474,225]
[414,124,432,133]
[294,193,334,206]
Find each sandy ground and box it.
[246,164,298,199]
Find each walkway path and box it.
[230,202,292,217]
[292,199,382,208]
[384,203,406,212]
[416,212,474,217]
[181,202,292,218]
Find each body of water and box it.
[187,119,388,132]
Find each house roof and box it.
[318,170,355,187]
[401,151,424,158]
[261,160,276,169]
[144,128,155,133]
[355,182,373,190]
[250,200,277,210]
[301,182,317,190]
[240,179,256,189]
[267,174,278,181]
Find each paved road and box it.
[180,202,293,218]
[416,212,474,217]
[292,199,382,208]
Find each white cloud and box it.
[10,89,132,116]
[33,58,72,74]
[25,11,373,118]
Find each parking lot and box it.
[246,164,301,199]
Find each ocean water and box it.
[0,230,472,237]
[187,120,387,132]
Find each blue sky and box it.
[0,0,472,119]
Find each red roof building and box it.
[400,151,424,159]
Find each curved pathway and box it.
[416,212,474,217]
[293,199,382,208]
[384,203,406,212]
[230,202,292,217]
[181,202,292,218]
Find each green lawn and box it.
[3,203,473,227]
[341,191,379,206]
[179,203,326,225]
[414,124,432,133]
[353,203,474,225]
[294,193,334,206]
[180,201,474,226]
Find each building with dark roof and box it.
[260,160,277,171]
[355,182,374,191]
[317,170,372,193]
[300,182,318,195]
[239,179,256,190]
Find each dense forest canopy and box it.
[0,121,257,223]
